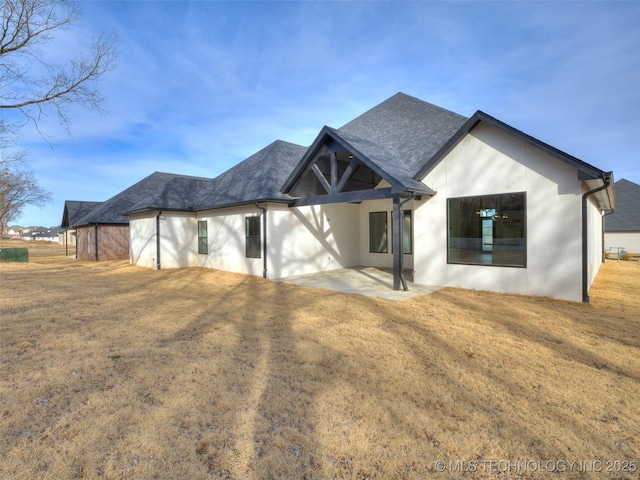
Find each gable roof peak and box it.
[616,178,640,188]
[606,178,640,231]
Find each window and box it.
[369,211,388,253]
[197,221,208,254]
[245,216,261,258]
[390,210,413,254]
[448,192,526,267]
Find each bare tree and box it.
[1,163,51,231]
[0,0,116,229]
[0,132,51,232]
[0,0,118,137]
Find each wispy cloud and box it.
[14,0,640,226]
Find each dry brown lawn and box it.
[1,240,639,479]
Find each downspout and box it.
[255,203,267,279]
[601,209,615,263]
[582,176,611,303]
[94,224,99,261]
[156,210,162,270]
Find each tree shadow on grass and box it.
[429,289,640,382]
[149,275,338,479]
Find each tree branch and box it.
[0,0,118,138]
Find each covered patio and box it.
[277,266,443,300]
[280,125,435,292]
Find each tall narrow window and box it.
[390,210,413,254]
[448,192,526,267]
[197,220,208,254]
[246,216,261,258]
[369,211,388,253]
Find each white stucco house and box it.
[121,93,614,302]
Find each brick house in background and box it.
[60,200,103,253]
[65,172,206,261]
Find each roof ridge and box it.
[339,92,465,130]
[616,178,640,187]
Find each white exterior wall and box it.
[267,203,360,278]
[194,203,361,278]
[129,211,198,269]
[358,197,415,270]
[196,205,264,276]
[414,122,588,302]
[605,232,640,255]
[586,194,604,288]
[129,213,158,269]
[159,212,198,269]
[131,203,361,277]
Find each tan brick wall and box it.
[75,225,130,261]
[76,226,95,261]
[99,225,130,260]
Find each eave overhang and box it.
[415,110,615,211]
[70,221,128,228]
[121,198,294,217]
[584,173,615,211]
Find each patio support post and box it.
[392,194,405,291]
[393,194,415,291]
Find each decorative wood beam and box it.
[311,164,331,194]
[330,152,337,190]
[336,156,358,193]
[292,187,393,207]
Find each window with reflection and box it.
[448,192,526,267]
[369,211,388,253]
[197,220,208,254]
[245,217,261,258]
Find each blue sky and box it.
[11,0,640,227]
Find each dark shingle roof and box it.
[28,227,64,238]
[326,127,435,194]
[195,140,308,210]
[125,176,214,214]
[61,200,103,228]
[605,179,640,231]
[280,93,467,196]
[73,172,208,226]
[339,92,468,177]
[120,95,470,211]
[116,92,614,214]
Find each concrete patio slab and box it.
[277,266,443,301]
